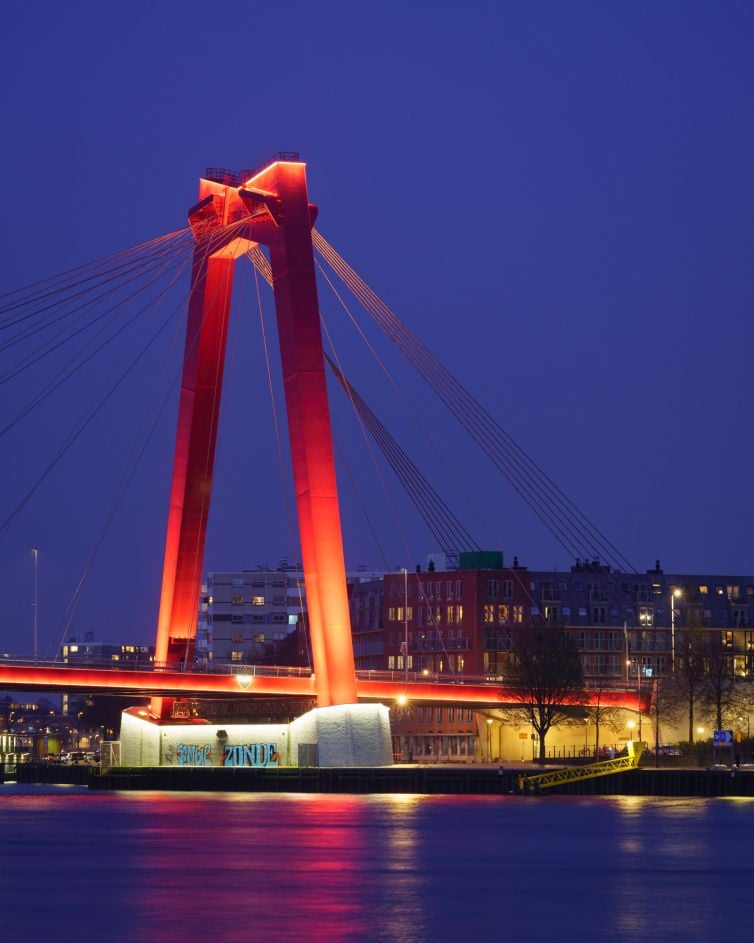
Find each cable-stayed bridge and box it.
[0,154,643,718]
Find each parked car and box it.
[62,751,97,765]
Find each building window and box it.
[251,596,265,606]
[231,614,243,624]
[513,606,523,623]
[230,651,243,662]
[488,579,499,598]
[484,604,495,623]
[231,595,244,605]
[592,607,606,624]
[639,607,653,626]
[231,577,244,588]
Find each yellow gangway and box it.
[516,741,647,794]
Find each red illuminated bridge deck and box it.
[0,660,644,711]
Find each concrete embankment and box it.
[12,763,754,796]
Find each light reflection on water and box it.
[1,787,753,942]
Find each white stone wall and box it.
[290,704,393,767]
[121,712,162,767]
[120,704,393,768]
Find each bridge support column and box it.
[152,158,357,720]
[152,249,235,718]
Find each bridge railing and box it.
[0,654,642,695]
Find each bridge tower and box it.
[153,156,357,718]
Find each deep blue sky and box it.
[1,1,753,654]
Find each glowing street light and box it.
[626,720,636,742]
[402,567,409,682]
[32,547,39,663]
[486,717,493,762]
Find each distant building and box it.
[60,633,154,715]
[199,565,387,669]
[198,568,301,668]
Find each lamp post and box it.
[627,719,636,743]
[630,657,643,741]
[402,567,409,682]
[32,547,39,663]
[486,717,493,762]
[670,588,682,672]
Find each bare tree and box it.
[672,626,709,744]
[506,625,585,761]
[647,678,683,764]
[703,633,737,730]
[583,680,626,756]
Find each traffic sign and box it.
[713,730,733,746]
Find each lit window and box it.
[498,604,509,623]
[252,596,265,606]
[484,604,495,623]
[230,651,243,662]
[231,595,244,605]
[513,606,523,623]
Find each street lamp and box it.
[670,588,682,672]
[627,719,636,742]
[402,567,409,681]
[630,657,643,741]
[486,718,493,762]
[32,547,39,663]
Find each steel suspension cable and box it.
[0,234,194,438]
[325,354,478,557]
[312,230,636,573]
[50,222,249,654]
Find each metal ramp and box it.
[517,741,647,794]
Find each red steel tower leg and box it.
[257,162,357,707]
[153,250,234,718]
[153,159,357,718]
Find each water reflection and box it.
[1,788,753,942]
[129,794,427,943]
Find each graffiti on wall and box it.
[224,743,280,767]
[177,743,212,766]
[175,742,280,767]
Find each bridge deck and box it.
[0,661,642,710]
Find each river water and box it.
[1,785,753,942]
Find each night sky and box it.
[1,1,753,655]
